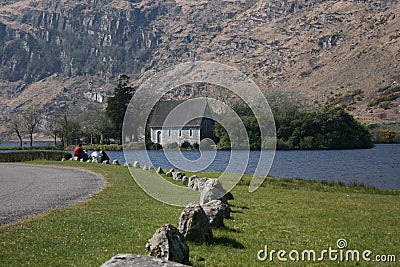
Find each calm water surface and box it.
[119,144,400,190]
[1,142,399,190]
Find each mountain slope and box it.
[0,0,399,137]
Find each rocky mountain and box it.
[0,0,399,137]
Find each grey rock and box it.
[156,167,165,174]
[123,162,132,167]
[169,168,175,173]
[143,164,149,171]
[166,171,173,177]
[112,159,119,165]
[189,175,198,181]
[172,172,184,180]
[181,176,189,185]
[101,254,190,267]
[178,203,213,243]
[188,177,199,191]
[146,224,189,265]
[197,178,210,191]
[133,161,140,168]
[199,178,233,205]
[202,200,231,228]
[102,160,109,164]
[149,166,155,172]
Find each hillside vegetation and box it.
[0,0,399,137]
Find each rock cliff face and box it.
[0,0,159,82]
[0,0,399,132]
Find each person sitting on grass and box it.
[91,149,102,163]
[100,148,110,164]
[73,143,88,161]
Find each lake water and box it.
[1,142,399,190]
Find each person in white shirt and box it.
[91,149,102,163]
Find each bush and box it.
[0,151,72,162]
[180,141,192,150]
[165,142,179,149]
[145,141,162,150]
[214,105,374,150]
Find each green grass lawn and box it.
[1,161,399,266]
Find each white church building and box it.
[149,100,215,146]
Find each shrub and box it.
[180,141,192,150]
[0,151,72,162]
[165,142,179,149]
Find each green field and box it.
[1,162,399,266]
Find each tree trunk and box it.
[17,134,22,148]
[30,132,33,147]
[54,134,57,146]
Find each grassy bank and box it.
[1,162,399,266]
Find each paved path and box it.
[0,164,106,226]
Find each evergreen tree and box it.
[106,74,135,143]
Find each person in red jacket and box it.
[73,143,88,161]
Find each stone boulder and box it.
[133,161,140,168]
[123,162,132,167]
[199,178,233,205]
[156,167,164,174]
[202,200,231,228]
[101,254,190,267]
[166,171,173,177]
[112,159,119,165]
[188,176,199,191]
[178,203,213,243]
[181,176,189,185]
[146,224,189,265]
[172,172,184,180]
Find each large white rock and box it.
[178,203,213,243]
[146,224,189,265]
[101,254,190,267]
[199,178,233,205]
[202,200,231,228]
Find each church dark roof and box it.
[149,100,212,128]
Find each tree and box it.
[43,114,62,145]
[7,114,24,147]
[82,108,111,144]
[22,106,42,147]
[56,108,81,146]
[106,74,135,143]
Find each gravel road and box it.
[0,164,106,226]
